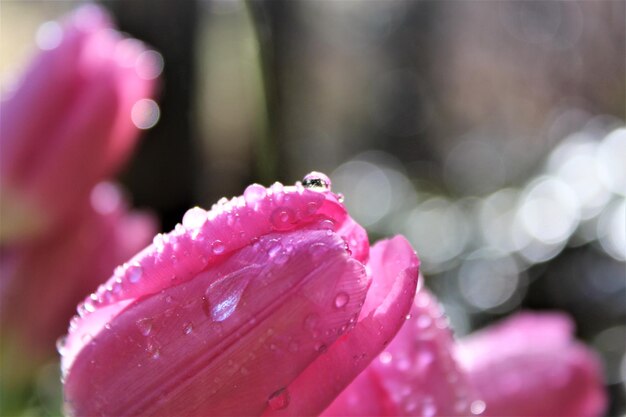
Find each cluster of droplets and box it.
[67,173,339,333]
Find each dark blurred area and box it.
[1,1,624,415]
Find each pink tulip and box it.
[0,4,158,241]
[1,183,156,357]
[60,173,420,417]
[457,312,607,417]
[324,290,607,417]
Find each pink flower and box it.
[1,183,156,355]
[60,173,420,417]
[323,290,607,417]
[0,5,158,363]
[457,312,607,417]
[0,5,158,242]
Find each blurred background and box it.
[1,0,625,415]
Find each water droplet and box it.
[274,251,289,265]
[136,318,153,336]
[270,207,296,231]
[84,300,96,313]
[288,341,300,352]
[337,193,345,203]
[128,264,143,284]
[334,292,350,309]
[56,336,67,356]
[309,242,327,259]
[212,240,225,255]
[81,333,93,344]
[269,344,278,351]
[147,341,160,359]
[405,313,412,320]
[302,172,331,192]
[379,351,392,364]
[182,207,207,229]
[244,184,267,206]
[470,400,486,415]
[315,342,328,353]
[318,219,335,230]
[267,388,290,410]
[183,322,194,335]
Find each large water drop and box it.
[302,172,331,192]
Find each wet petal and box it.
[63,229,368,416]
[322,368,395,417]
[87,182,347,310]
[323,288,477,417]
[265,237,419,417]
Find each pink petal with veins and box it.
[62,173,419,416]
[457,312,607,417]
[267,236,419,417]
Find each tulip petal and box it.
[87,183,351,311]
[264,236,419,417]
[322,368,396,417]
[0,5,156,237]
[457,312,607,417]
[63,229,369,416]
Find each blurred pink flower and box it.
[60,173,420,417]
[0,5,159,364]
[1,183,156,353]
[0,4,158,242]
[457,311,607,417]
[324,290,607,417]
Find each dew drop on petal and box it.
[182,207,207,229]
[56,336,67,356]
[183,322,194,335]
[288,341,300,352]
[212,240,225,255]
[244,184,267,206]
[136,318,153,336]
[302,172,331,192]
[309,242,327,259]
[315,342,328,353]
[318,219,335,230]
[267,388,290,410]
[270,207,296,231]
[334,292,350,309]
[128,264,143,284]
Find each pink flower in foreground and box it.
[324,290,606,417]
[60,173,420,417]
[0,5,158,242]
